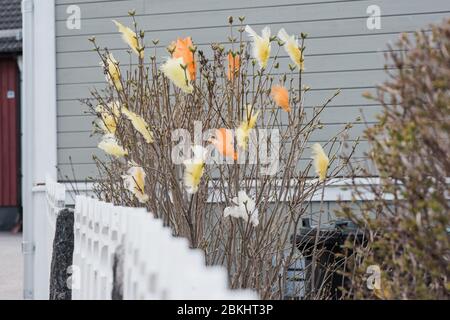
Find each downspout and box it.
[21,0,35,300]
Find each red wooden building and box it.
[0,0,22,231]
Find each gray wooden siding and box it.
[55,0,450,180]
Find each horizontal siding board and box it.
[57,0,145,21]
[56,69,387,100]
[57,87,376,115]
[56,51,389,84]
[56,0,362,15]
[55,0,450,34]
[57,140,369,166]
[55,12,448,52]
[58,101,91,116]
[57,123,368,149]
[58,163,99,180]
[59,115,95,132]
[57,105,381,132]
[56,33,407,69]
[58,147,104,164]
[259,105,381,126]
[57,155,372,181]
[56,0,129,4]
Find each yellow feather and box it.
[286,42,303,71]
[278,28,304,71]
[96,102,120,134]
[183,162,205,194]
[122,108,153,143]
[245,25,271,69]
[98,134,128,158]
[247,107,259,130]
[103,53,122,91]
[97,112,117,134]
[311,143,329,181]
[112,20,144,59]
[255,38,270,69]
[183,146,206,194]
[122,165,149,203]
[236,105,259,150]
[160,57,193,93]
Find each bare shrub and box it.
[84,13,358,299]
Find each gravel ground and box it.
[0,232,23,300]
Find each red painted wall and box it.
[0,58,19,207]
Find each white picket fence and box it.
[45,175,66,226]
[45,177,257,300]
